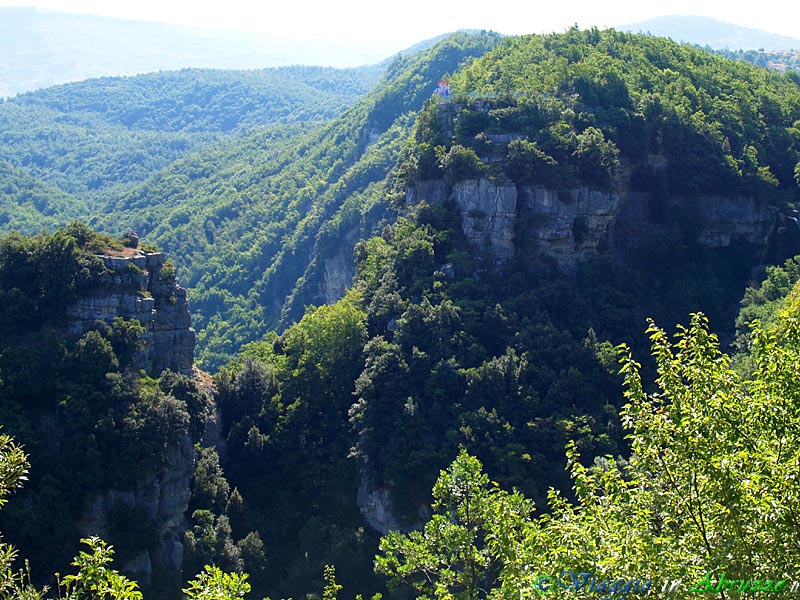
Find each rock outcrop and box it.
[69,250,199,586]
[691,195,778,248]
[518,185,622,268]
[356,466,429,534]
[452,179,517,261]
[356,471,402,535]
[67,252,195,375]
[403,100,798,271]
[76,434,194,587]
[321,225,362,305]
[406,177,788,271]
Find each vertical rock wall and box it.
[76,435,194,587]
[405,101,792,270]
[452,179,517,261]
[68,250,198,586]
[67,252,195,375]
[406,178,785,270]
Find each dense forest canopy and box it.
[0,64,384,234]
[439,27,800,196]
[107,28,800,368]
[3,224,800,599]
[2,29,800,369]
[93,31,502,369]
[8,66,382,133]
[377,305,800,598]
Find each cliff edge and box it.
[67,250,195,375]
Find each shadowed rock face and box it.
[401,100,799,271]
[76,434,194,587]
[67,251,195,375]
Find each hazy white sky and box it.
[2,0,799,49]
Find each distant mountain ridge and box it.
[619,15,800,51]
[0,64,383,234]
[5,7,800,98]
[0,6,401,97]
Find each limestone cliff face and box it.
[67,252,195,375]
[405,177,786,270]
[356,469,402,535]
[356,466,429,535]
[68,250,198,585]
[76,434,194,587]
[321,224,362,306]
[518,185,622,268]
[691,195,778,248]
[452,179,517,261]
[404,100,795,270]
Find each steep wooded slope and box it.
[100,32,502,368]
[0,65,382,233]
[194,31,800,599]
[4,29,800,600]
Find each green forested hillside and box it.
[122,28,800,369]
[0,64,383,232]
[2,224,799,599]
[9,29,799,371]
[444,27,800,196]
[376,300,800,598]
[10,66,382,133]
[3,27,800,600]
[188,29,800,599]
[0,225,226,598]
[99,32,502,369]
[0,159,87,231]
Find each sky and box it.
[2,0,799,53]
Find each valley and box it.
[0,21,800,600]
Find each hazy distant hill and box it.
[619,15,800,51]
[0,6,397,97]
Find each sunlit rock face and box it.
[67,251,195,375]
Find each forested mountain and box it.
[3,25,800,369]
[99,26,800,370]
[199,28,800,598]
[0,64,382,232]
[0,225,220,598]
[619,15,800,72]
[2,25,800,600]
[94,32,503,368]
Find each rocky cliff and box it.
[403,101,797,270]
[67,249,199,586]
[406,176,790,271]
[67,251,195,375]
[76,434,194,587]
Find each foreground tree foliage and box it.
[376,449,534,598]
[378,308,800,598]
